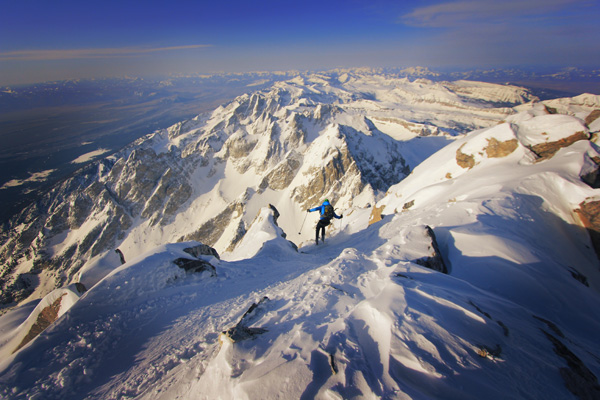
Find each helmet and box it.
[323,199,329,203]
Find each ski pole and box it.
[299,211,308,234]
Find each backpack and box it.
[323,204,334,220]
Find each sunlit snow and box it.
[1,73,599,399]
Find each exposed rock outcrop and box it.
[174,243,219,276]
[541,330,600,400]
[115,249,126,265]
[15,294,66,352]
[456,144,475,169]
[484,138,519,158]
[580,154,600,189]
[574,199,600,260]
[173,258,216,276]
[415,226,449,274]
[183,243,220,260]
[259,152,302,191]
[528,131,589,161]
[221,296,269,343]
[13,284,85,353]
[180,202,245,248]
[368,204,384,226]
[585,109,600,127]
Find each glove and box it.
[306,209,310,212]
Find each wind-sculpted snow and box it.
[1,70,600,399]
[2,159,600,399]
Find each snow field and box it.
[1,74,600,399]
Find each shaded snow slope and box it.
[1,101,600,399]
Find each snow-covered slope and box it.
[0,71,539,309]
[1,86,599,399]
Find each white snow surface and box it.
[2,72,545,311]
[1,76,600,399]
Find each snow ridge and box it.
[1,72,600,399]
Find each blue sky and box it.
[1,0,599,85]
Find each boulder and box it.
[173,258,216,276]
[183,243,220,260]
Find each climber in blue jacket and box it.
[308,199,342,245]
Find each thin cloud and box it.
[0,45,211,61]
[0,169,56,190]
[70,148,111,164]
[401,0,592,27]
[393,0,599,68]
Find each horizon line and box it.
[0,45,212,61]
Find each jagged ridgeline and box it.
[0,72,538,306]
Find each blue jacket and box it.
[309,201,342,220]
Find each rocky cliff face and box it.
[0,71,541,309]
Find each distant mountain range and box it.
[383,66,600,97]
[0,72,298,113]
[1,66,599,105]
[413,66,600,98]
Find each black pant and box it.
[316,219,330,242]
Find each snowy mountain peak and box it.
[2,72,600,399]
[0,73,572,309]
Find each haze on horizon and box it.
[1,0,599,86]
